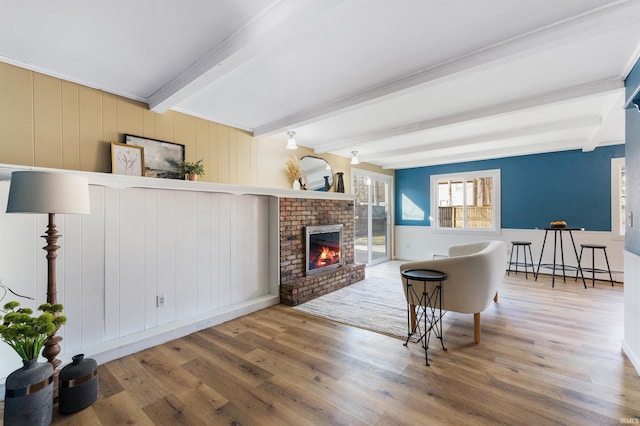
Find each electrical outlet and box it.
[157,293,167,308]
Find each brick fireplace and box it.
[279,196,365,305]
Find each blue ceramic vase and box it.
[59,354,99,414]
[4,358,53,425]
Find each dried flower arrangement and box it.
[286,155,303,185]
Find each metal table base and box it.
[402,269,447,366]
[535,227,587,288]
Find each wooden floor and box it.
[3,261,640,425]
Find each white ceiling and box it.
[2,0,639,169]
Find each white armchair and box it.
[400,241,507,343]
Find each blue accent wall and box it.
[395,145,624,231]
[625,58,640,255]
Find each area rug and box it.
[293,276,416,341]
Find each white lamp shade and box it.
[286,137,297,150]
[351,151,359,165]
[6,171,91,214]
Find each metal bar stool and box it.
[508,241,534,279]
[575,244,614,287]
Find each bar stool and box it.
[508,241,534,278]
[576,244,614,287]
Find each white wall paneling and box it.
[60,210,83,353]
[218,194,232,307]
[81,186,107,349]
[175,190,199,322]
[0,168,282,387]
[395,226,626,282]
[144,189,159,329]
[196,191,213,315]
[623,250,640,375]
[104,186,120,341]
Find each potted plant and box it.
[1,301,66,426]
[180,159,205,181]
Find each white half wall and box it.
[623,250,640,375]
[0,176,280,388]
[395,225,625,282]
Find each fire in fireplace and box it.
[306,224,343,275]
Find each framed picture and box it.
[111,142,144,176]
[125,134,185,179]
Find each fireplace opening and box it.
[306,224,343,275]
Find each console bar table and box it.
[534,227,586,288]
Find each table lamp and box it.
[6,171,90,371]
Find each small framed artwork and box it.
[111,142,144,176]
[125,134,185,179]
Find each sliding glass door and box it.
[353,170,392,265]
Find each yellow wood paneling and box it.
[0,62,34,165]
[78,86,103,172]
[62,81,80,170]
[102,93,118,172]
[142,109,155,139]
[217,125,230,184]
[195,118,210,182]
[0,63,393,189]
[229,127,237,184]
[116,97,145,138]
[255,135,301,189]
[250,133,258,186]
[208,122,219,182]
[174,112,196,164]
[34,73,63,168]
[236,130,252,186]
[154,110,174,142]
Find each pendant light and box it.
[286,131,298,150]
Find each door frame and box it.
[351,168,394,264]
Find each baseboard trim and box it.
[622,340,640,376]
[87,295,280,367]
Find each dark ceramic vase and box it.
[336,172,345,193]
[4,358,53,426]
[59,354,99,414]
[323,176,330,192]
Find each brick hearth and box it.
[279,197,365,306]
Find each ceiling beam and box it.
[582,92,621,152]
[357,116,602,162]
[253,0,640,137]
[148,0,343,113]
[314,79,622,153]
[382,138,588,169]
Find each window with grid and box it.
[430,169,500,233]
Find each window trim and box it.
[430,169,501,235]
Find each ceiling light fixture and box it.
[351,151,359,165]
[286,131,298,150]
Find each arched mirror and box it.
[300,155,333,191]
